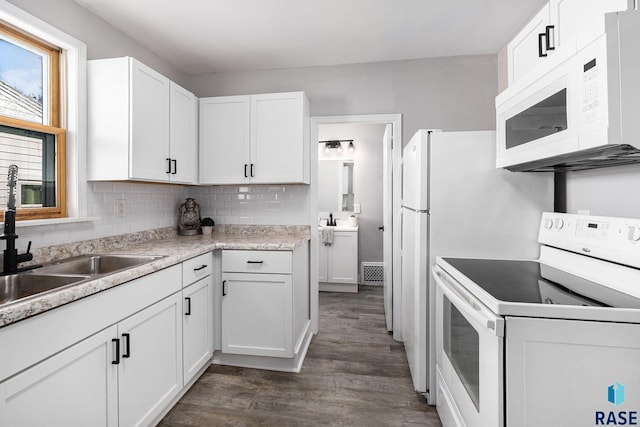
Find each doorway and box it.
[309,114,402,341]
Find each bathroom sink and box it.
[0,273,91,305]
[37,254,164,276]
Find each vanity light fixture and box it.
[319,140,354,154]
[348,141,355,152]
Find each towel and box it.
[321,227,334,246]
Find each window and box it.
[0,20,66,220]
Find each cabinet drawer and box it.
[182,252,212,286]
[222,250,292,274]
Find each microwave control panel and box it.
[582,58,599,115]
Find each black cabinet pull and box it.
[545,25,555,50]
[247,260,264,264]
[194,264,207,272]
[250,163,255,177]
[222,280,227,296]
[112,338,120,365]
[244,164,248,178]
[122,333,131,358]
[172,159,177,175]
[538,32,547,57]
[166,158,172,174]
[185,297,192,315]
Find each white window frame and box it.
[0,0,87,223]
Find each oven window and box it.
[443,295,480,410]
[505,88,567,149]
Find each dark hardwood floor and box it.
[159,286,442,426]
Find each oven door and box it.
[433,266,505,427]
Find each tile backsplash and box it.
[191,184,310,225]
[14,182,310,251]
[16,182,187,250]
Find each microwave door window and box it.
[505,88,568,149]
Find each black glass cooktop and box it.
[442,258,640,309]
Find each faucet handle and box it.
[26,241,32,254]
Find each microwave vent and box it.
[506,144,640,172]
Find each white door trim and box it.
[309,114,402,338]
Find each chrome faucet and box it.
[0,165,34,275]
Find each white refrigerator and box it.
[400,130,553,402]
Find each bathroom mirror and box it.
[318,160,354,212]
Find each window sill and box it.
[16,216,100,228]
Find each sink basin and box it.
[0,273,90,305]
[37,254,164,276]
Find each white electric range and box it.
[433,212,640,427]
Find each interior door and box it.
[382,123,393,331]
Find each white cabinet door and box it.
[327,231,358,284]
[199,96,251,184]
[183,276,213,384]
[199,92,309,184]
[549,0,629,51]
[0,326,118,427]
[250,92,307,183]
[130,58,171,182]
[221,272,293,358]
[507,4,551,85]
[169,81,198,184]
[118,293,183,427]
[318,243,328,282]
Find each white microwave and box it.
[495,9,640,172]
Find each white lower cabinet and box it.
[182,275,213,384]
[118,292,183,427]
[0,326,119,427]
[222,272,293,357]
[0,258,216,427]
[319,228,358,292]
[219,247,310,367]
[0,293,183,427]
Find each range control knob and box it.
[628,226,640,242]
[553,218,565,230]
[544,218,554,229]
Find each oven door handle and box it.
[433,266,505,337]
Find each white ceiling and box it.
[73,0,548,76]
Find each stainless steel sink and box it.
[0,254,164,306]
[37,254,164,276]
[0,273,91,305]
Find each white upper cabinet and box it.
[199,96,251,184]
[507,4,552,85]
[169,81,198,184]
[507,0,630,86]
[200,91,310,185]
[88,57,197,184]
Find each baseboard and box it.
[212,326,313,373]
[319,282,358,293]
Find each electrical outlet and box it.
[115,199,126,217]
[354,203,361,214]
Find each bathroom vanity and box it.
[319,225,359,293]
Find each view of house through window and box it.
[0,21,65,220]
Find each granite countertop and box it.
[0,225,309,328]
